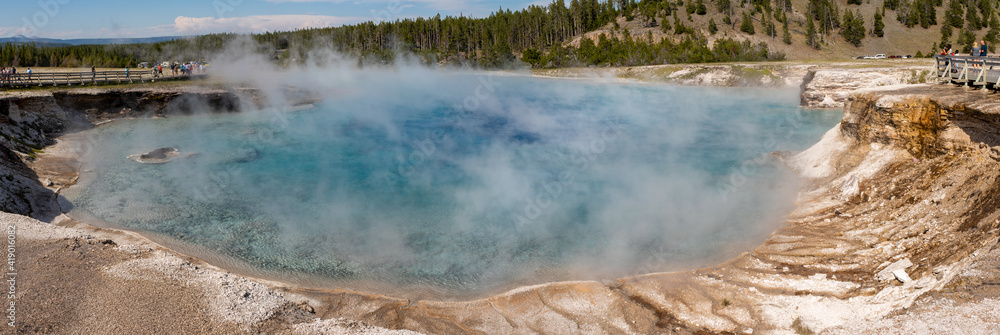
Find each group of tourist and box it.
[164,62,206,76]
[141,62,208,78]
[0,66,32,86]
[940,40,990,57]
[940,41,992,71]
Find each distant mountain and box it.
[0,35,188,46]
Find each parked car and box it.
[874,54,887,59]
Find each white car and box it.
[874,54,887,59]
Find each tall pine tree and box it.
[806,17,820,49]
[873,10,885,37]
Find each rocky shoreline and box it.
[532,59,936,109]
[3,70,1000,334]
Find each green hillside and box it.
[0,0,989,68]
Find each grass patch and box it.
[648,65,683,77]
[908,69,931,84]
[676,67,711,79]
[732,65,777,79]
[0,132,42,151]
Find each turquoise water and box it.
[67,75,841,293]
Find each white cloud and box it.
[173,14,368,35]
[264,0,478,12]
[0,27,31,37]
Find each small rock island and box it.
[129,147,182,164]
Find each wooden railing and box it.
[0,70,203,88]
[934,55,1000,89]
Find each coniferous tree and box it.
[709,18,719,34]
[958,26,976,53]
[981,0,995,27]
[696,0,708,15]
[741,11,756,34]
[918,0,937,28]
[966,0,982,30]
[716,0,732,14]
[946,0,965,29]
[782,16,792,44]
[942,21,955,46]
[522,48,542,67]
[840,9,865,46]
[987,15,1000,45]
[808,0,841,35]
[873,10,885,37]
[806,17,820,49]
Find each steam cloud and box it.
[67,41,840,296]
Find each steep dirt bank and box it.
[0,88,247,222]
[4,82,1000,334]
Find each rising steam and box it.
[66,40,840,296]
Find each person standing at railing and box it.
[982,41,991,70]
[973,42,982,69]
[26,67,31,84]
[125,67,130,79]
[92,66,96,83]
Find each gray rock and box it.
[892,269,913,283]
[876,258,913,282]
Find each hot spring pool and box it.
[64,74,841,296]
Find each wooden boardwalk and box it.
[935,55,1000,89]
[0,70,203,89]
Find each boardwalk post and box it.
[975,59,987,90]
[937,55,1000,90]
[945,61,951,83]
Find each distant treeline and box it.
[0,35,235,68]
[0,0,791,69]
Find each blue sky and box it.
[2,0,544,39]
